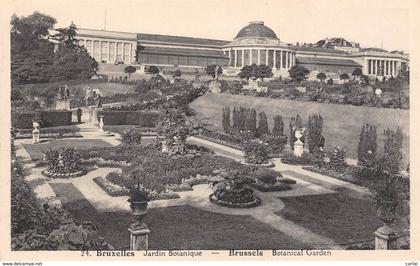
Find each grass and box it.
[23,139,113,161]
[49,182,310,250]
[276,193,383,245]
[15,79,136,97]
[190,93,409,166]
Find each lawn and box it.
[23,139,113,161]
[49,183,310,250]
[15,79,136,97]
[276,193,383,245]
[190,93,409,166]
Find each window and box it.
[109,42,116,62]
[260,50,266,65]
[244,50,250,66]
[236,50,242,67]
[268,50,274,67]
[251,49,258,64]
[101,42,108,62]
[275,50,281,69]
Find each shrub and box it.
[11,111,39,129]
[96,111,159,126]
[307,114,325,153]
[257,111,269,137]
[327,78,333,85]
[40,111,72,127]
[243,141,269,165]
[253,168,280,185]
[148,66,160,75]
[383,127,403,174]
[327,146,347,171]
[281,151,313,165]
[272,115,284,136]
[44,147,82,176]
[260,134,287,156]
[357,124,377,167]
[222,106,231,133]
[121,129,142,146]
[173,69,182,77]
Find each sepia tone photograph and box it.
[1,0,419,262]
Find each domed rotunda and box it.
[222,21,296,77]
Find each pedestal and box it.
[374,224,399,250]
[294,140,304,157]
[91,108,99,125]
[128,223,150,251]
[32,128,40,144]
[209,81,221,93]
[56,100,70,110]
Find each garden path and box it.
[187,135,370,199]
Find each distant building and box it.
[75,21,409,79]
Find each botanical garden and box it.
[10,12,409,251]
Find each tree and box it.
[239,65,253,81]
[352,68,363,78]
[11,12,56,84]
[383,127,403,175]
[222,106,231,133]
[124,65,137,80]
[205,64,222,80]
[316,72,327,82]
[257,111,269,137]
[288,65,309,83]
[173,69,182,78]
[307,114,325,153]
[148,66,160,75]
[50,23,98,81]
[254,64,273,81]
[339,73,350,81]
[357,124,377,167]
[327,78,334,85]
[272,115,284,136]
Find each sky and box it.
[6,0,415,52]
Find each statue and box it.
[57,86,63,100]
[93,88,102,108]
[63,85,70,100]
[214,65,220,81]
[85,87,92,107]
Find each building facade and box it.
[75,22,409,79]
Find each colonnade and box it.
[367,58,400,76]
[224,48,295,69]
[78,38,136,64]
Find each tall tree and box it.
[11,12,56,84]
[50,23,98,81]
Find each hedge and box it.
[96,111,159,127]
[11,110,72,129]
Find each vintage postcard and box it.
[0,0,419,263]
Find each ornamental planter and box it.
[128,199,148,223]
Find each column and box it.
[273,50,276,69]
[257,49,261,65]
[114,42,117,63]
[107,41,111,63]
[249,49,252,65]
[265,49,269,65]
[377,60,380,75]
[242,49,245,67]
[234,49,237,68]
[129,43,133,64]
[91,40,94,58]
[279,51,283,69]
[287,52,290,68]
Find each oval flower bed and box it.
[42,147,86,179]
[249,168,294,192]
[209,169,261,208]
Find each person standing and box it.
[76,107,83,123]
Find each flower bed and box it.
[93,176,129,197]
[42,147,85,179]
[209,191,261,208]
[94,176,180,200]
[280,152,314,165]
[41,168,86,179]
[302,166,362,185]
[15,132,82,139]
[250,182,292,192]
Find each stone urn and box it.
[128,199,148,226]
[293,128,304,157]
[32,121,41,144]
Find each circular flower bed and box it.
[41,168,87,179]
[209,169,262,208]
[209,189,261,208]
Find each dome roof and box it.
[235,21,278,39]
